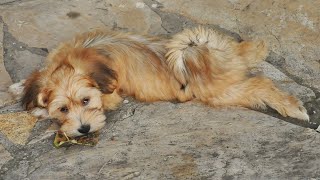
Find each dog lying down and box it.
[17,27,309,137]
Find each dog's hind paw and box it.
[288,105,309,121]
[281,99,310,121]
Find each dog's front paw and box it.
[8,79,26,100]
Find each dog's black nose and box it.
[78,125,90,134]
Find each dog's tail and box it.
[165,26,268,85]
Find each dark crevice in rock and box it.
[104,101,142,130]
[0,101,23,114]
[111,22,129,32]
[144,0,189,34]
[0,0,23,6]
[258,107,318,130]
[144,0,242,41]
[266,52,320,97]
[0,126,54,178]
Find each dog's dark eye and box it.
[60,106,68,113]
[82,98,90,106]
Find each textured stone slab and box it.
[2,103,319,179]
[0,144,12,169]
[155,0,320,91]
[0,0,318,179]
[257,62,315,102]
[0,102,24,114]
[0,0,165,50]
[5,50,44,82]
[0,112,37,145]
[0,17,14,107]
[0,17,12,90]
[27,122,59,145]
[0,92,15,108]
[0,0,165,83]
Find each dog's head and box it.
[22,48,117,137]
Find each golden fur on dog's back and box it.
[166,27,267,85]
[70,30,188,102]
[21,27,309,136]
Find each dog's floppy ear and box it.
[89,62,117,94]
[22,71,50,110]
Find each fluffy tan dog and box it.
[21,27,309,137]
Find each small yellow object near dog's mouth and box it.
[53,130,99,148]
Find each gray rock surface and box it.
[256,62,315,103]
[0,16,15,108]
[1,102,320,179]
[0,144,12,169]
[0,0,319,179]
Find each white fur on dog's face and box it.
[47,74,106,137]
